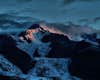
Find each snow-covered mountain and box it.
[0,0,100,80]
[0,23,100,80]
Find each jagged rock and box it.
[0,54,22,74]
[0,55,23,80]
[0,34,35,74]
[41,32,100,80]
[41,33,76,58]
[1,24,100,80]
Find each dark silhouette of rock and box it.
[0,34,35,74]
[97,39,100,45]
[69,46,100,80]
[33,49,41,57]
[41,32,100,80]
[41,33,76,58]
[0,75,14,80]
[1,27,100,79]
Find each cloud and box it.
[63,0,99,5]
[16,0,32,3]
[40,23,98,41]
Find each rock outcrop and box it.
[0,24,100,80]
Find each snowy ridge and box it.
[0,0,100,79]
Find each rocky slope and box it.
[0,14,100,80]
[0,24,100,80]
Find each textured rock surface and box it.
[1,23,100,80]
[0,32,81,80]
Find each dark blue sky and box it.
[0,0,100,29]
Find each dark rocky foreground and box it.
[0,30,100,80]
[41,32,100,80]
